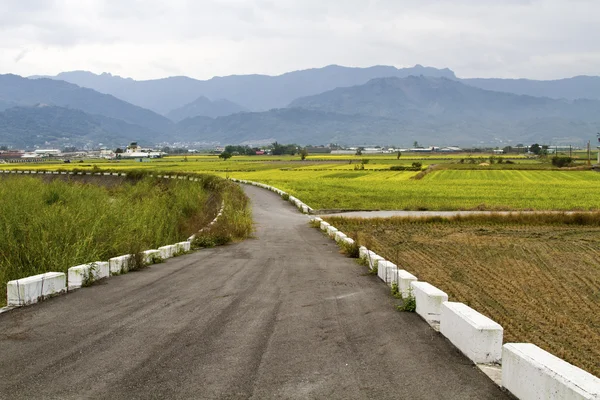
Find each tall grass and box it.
[0,175,229,305]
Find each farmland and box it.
[325,214,600,377]
[0,174,251,307]
[4,152,599,211]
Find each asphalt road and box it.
[0,185,511,399]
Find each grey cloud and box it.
[0,0,599,79]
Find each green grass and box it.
[0,173,251,306]
[3,153,600,211]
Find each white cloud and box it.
[0,0,598,80]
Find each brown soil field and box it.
[325,214,600,377]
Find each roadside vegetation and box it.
[0,173,252,306]
[325,213,600,377]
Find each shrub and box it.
[552,156,573,168]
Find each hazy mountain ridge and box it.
[1,74,172,132]
[31,65,457,114]
[166,96,248,121]
[0,105,159,148]
[289,76,600,121]
[463,75,600,100]
[171,76,600,146]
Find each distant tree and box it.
[115,148,124,154]
[219,151,232,161]
[299,147,308,161]
[413,141,420,148]
[355,147,363,156]
[0,145,8,151]
[552,156,573,168]
[530,143,542,155]
[161,146,171,153]
[63,146,77,153]
[396,151,402,160]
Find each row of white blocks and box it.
[0,170,126,176]
[310,216,600,400]
[229,178,313,214]
[4,172,212,310]
[6,240,194,305]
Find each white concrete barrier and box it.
[68,262,109,290]
[142,249,161,265]
[395,270,418,298]
[320,221,330,231]
[334,231,347,242]
[175,241,191,253]
[302,205,309,214]
[377,260,397,284]
[367,251,384,270]
[440,302,503,364]
[7,272,67,306]
[310,217,323,223]
[411,281,448,323]
[342,237,355,247]
[502,343,600,400]
[158,245,177,259]
[109,255,132,275]
[359,246,369,259]
[327,226,338,238]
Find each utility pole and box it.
[569,145,572,158]
[587,140,591,166]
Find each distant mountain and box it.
[174,77,600,147]
[166,96,247,121]
[32,65,456,114]
[1,74,173,132]
[463,76,600,100]
[289,76,600,121]
[0,105,160,148]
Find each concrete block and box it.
[175,241,191,254]
[142,249,161,265]
[7,272,67,306]
[440,302,503,364]
[302,205,309,214]
[367,251,384,270]
[377,260,397,284]
[327,226,338,238]
[342,237,355,247]
[359,246,369,259]
[68,262,109,290]
[502,343,600,400]
[310,217,323,223]
[109,255,132,275]
[158,245,177,259]
[334,231,347,242]
[411,281,448,323]
[320,221,330,231]
[395,270,418,298]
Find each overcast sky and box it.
[1,0,598,81]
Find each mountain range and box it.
[0,65,599,149]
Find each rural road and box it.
[0,185,511,399]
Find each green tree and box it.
[299,148,308,161]
[396,151,401,160]
[530,143,541,155]
[219,151,232,161]
[355,147,363,156]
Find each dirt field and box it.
[326,215,600,376]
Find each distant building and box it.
[34,149,61,156]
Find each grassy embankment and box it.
[0,173,252,306]
[326,214,600,377]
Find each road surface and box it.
[0,185,511,399]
